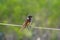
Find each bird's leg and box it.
[27,23,32,30]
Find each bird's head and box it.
[28,16,32,19]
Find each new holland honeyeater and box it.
[20,16,32,31]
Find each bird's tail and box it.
[19,24,26,31]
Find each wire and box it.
[0,23,60,30]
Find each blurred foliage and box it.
[0,0,60,40]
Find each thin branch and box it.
[33,27,60,30]
[0,23,22,26]
[0,23,60,30]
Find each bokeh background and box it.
[0,0,60,40]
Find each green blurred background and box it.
[0,0,60,40]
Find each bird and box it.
[20,16,32,31]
